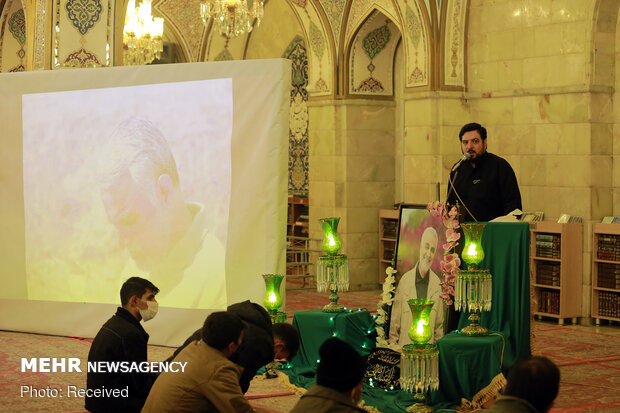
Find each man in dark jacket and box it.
[447,122,522,222]
[86,276,159,413]
[290,338,367,413]
[167,300,300,393]
[485,356,560,413]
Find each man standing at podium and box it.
[446,122,522,222]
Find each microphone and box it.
[451,152,472,172]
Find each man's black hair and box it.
[272,323,300,360]
[316,338,366,392]
[120,276,159,306]
[459,122,487,141]
[504,356,560,413]
[202,312,245,351]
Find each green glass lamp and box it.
[401,299,439,413]
[320,217,342,255]
[407,299,434,345]
[461,223,485,269]
[262,274,287,323]
[316,217,349,312]
[455,223,492,336]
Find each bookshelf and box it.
[530,221,582,325]
[379,209,399,284]
[591,224,620,324]
[287,196,314,288]
[287,196,309,239]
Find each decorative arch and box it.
[287,0,334,97]
[154,0,203,62]
[345,8,402,97]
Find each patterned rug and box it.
[1,290,620,412]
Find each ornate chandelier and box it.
[200,0,264,39]
[123,0,164,65]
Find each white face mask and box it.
[139,300,158,322]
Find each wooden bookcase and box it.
[379,209,399,284]
[530,221,582,325]
[287,196,309,239]
[286,196,313,288]
[591,223,620,324]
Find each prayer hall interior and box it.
[2,0,620,412]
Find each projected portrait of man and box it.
[389,226,444,346]
[97,118,225,308]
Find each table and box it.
[431,332,506,407]
[290,309,376,370]
[456,222,531,369]
[282,222,530,411]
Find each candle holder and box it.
[400,299,439,413]
[316,217,349,312]
[455,223,492,336]
[262,274,286,323]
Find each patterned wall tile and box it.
[1,0,27,72]
[65,0,102,36]
[443,0,466,87]
[156,0,203,62]
[63,47,101,67]
[318,0,345,49]
[283,35,309,195]
[349,9,400,96]
[405,1,429,87]
[287,0,332,95]
[8,8,25,45]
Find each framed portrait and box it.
[388,204,447,346]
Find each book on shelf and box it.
[535,233,561,258]
[383,222,398,238]
[596,234,620,261]
[558,214,582,223]
[537,290,560,314]
[521,211,544,222]
[598,292,620,318]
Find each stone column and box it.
[308,99,395,290]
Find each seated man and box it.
[168,300,300,393]
[486,356,560,413]
[141,311,253,413]
[86,276,159,413]
[290,338,367,413]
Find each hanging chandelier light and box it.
[200,0,264,39]
[123,0,164,65]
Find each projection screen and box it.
[0,59,290,346]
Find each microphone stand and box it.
[446,167,460,204]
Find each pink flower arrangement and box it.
[428,201,461,305]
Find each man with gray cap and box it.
[290,338,367,413]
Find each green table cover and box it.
[456,222,531,368]
[431,332,506,406]
[291,309,376,369]
[280,222,530,412]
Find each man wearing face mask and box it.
[86,276,159,413]
[290,338,367,413]
[389,227,444,346]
